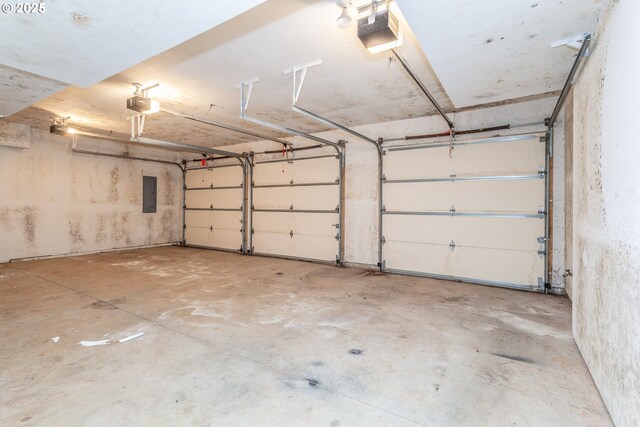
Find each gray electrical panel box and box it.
[142,176,157,213]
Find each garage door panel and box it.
[185,188,242,209]
[254,157,338,185]
[383,216,543,252]
[291,212,339,236]
[384,240,543,286]
[186,166,243,188]
[253,232,338,261]
[185,227,242,251]
[253,186,339,210]
[384,137,544,180]
[253,212,338,237]
[384,179,544,213]
[186,168,215,188]
[290,157,339,183]
[253,212,291,234]
[253,162,292,185]
[185,209,242,229]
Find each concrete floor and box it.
[0,246,611,426]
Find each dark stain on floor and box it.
[306,378,321,387]
[349,349,363,355]
[491,353,535,364]
[362,270,385,277]
[89,298,125,310]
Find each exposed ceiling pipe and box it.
[161,107,292,148]
[239,80,342,153]
[391,49,455,130]
[292,105,378,147]
[59,127,244,158]
[130,136,244,158]
[385,124,512,143]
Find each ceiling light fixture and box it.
[49,116,76,135]
[126,83,160,115]
[336,1,352,28]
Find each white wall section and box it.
[0,125,183,263]
[570,1,640,425]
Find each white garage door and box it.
[251,154,342,263]
[184,163,245,252]
[381,133,547,291]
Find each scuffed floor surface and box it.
[0,246,611,426]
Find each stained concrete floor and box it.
[0,246,611,426]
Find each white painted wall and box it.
[227,96,566,288]
[571,1,640,425]
[0,124,183,263]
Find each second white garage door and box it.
[251,154,342,263]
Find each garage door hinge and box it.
[210,183,214,188]
[290,179,294,185]
[210,204,214,210]
[381,205,386,212]
[381,174,387,181]
[381,236,386,245]
[538,206,546,216]
[335,233,340,241]
[290,204,294,211]
[449,240,456,251]
[539,136,547,143]
[251,228,255,234]
[449,172,456,180]
[538,166,546,178]
[537,236,547,243]
[335,205,340,212]
[335,177,340,183]
[450,205,456,214]
[537,246,546,257]
[210,226,213,232]
[290,230,294,238]
[537,277,550,291]
[183,224,186,229]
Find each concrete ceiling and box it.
[6,0,450,147]
[397,0,606,108]
[0,0,266,116]
[3,0,606,147]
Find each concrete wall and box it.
[229,96,566,289]
[0,125,183,263]
[570,1,640,425]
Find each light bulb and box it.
[336,6,352,28]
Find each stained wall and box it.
[0,125,183,263]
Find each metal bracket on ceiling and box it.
[238,77,342,152]
[550,32,590,51]
[239,78,260,113]
[284,60,378,147]
[284,60,323,105]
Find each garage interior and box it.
[0,0,638,425]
